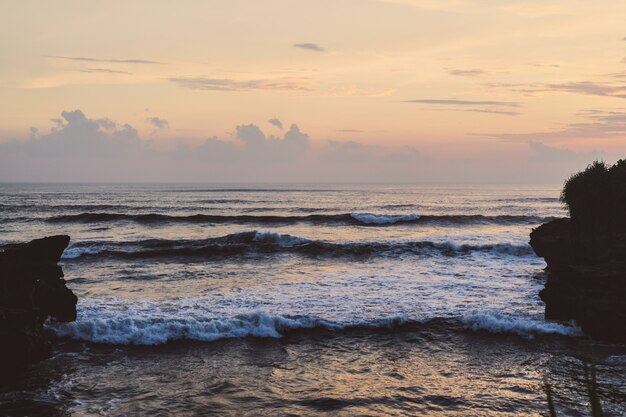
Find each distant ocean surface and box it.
[1,183,625,416]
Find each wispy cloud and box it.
[45,55,164,64]
[293,43,325,52]
[484,79,626,99]
[465,109,519,116]
[405,99,520,116]
[448,68,487,77]
[478,109,626,142]
[79,68,132,75]
[168,76,312,92]
[530,63,560,68]
[406,99,520,107]
[538,81,626,99]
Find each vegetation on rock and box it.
[561,160,626,232]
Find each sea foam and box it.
[48,297,581,346]
[350,212,420,224]
[62,246,105,259]
[462,312,582,338]
[51,311,338,345]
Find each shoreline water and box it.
[4,320,626,416]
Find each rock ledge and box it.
[530,219,626,341]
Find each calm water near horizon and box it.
[1,183,625,416]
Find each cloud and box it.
[236,124,266,148]
[491,80,626,99]
[448,69,487,77]
[3,109,606,183]
[79,68,132,75]
[465,109,519,116]
[406,99,520,107]
[45,55,164,64]
[146,117,169,130]
[324,140,373,163]
[268,118,283,129]
[0,110,422,182]
[168,76,312,92]
[0,110,317,181]
[283,124,309,146]
[530,63,560,68]
[293,43,325,52]
[1,110,139,160]
[478,109,626,142]
[405,98,520,116]
[235,122,310,159]
[540,81,626,99]
[528,141,602,164]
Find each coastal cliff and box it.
[530,160,626,342]
[0,235,77,377]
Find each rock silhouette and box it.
[0,235,77,377]
[531,160,626,341]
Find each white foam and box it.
[62,246,104,259]
[351,213,420,224]
[47,297,412,345]
[51,310,339,345]
[449,242,534,256]
[462,313,582,338]
[606,355,626,365]
[250,231,311,246]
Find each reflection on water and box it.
[2,327,625,416]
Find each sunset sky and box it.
[1,0,626,182]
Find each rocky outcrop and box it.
[0,235,77,377]
[530,219,626,341]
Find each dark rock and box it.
[0,235,77,377]
[530,219,626,341]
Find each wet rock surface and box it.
[530,219,626,341]
[0,235,77,377]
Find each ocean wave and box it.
[48,304,581,346]
[61,231,535,261]
[493,197,560,203]
[350,213,420,224]
[47,212,553,226]
[62,246,105,259]
[462,313,582,338]
[51,311,334,345]
[49,309,408,345]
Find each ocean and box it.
[1,183,625,416]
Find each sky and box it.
[1,0,626,182]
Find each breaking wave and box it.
[462,313,582,338]
[48,302,580,346]
[61,231,535,261]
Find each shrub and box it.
[561,160,626,231]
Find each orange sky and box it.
[1,0,625,182]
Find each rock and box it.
[0,235,77,377]
[530,219,626,341]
